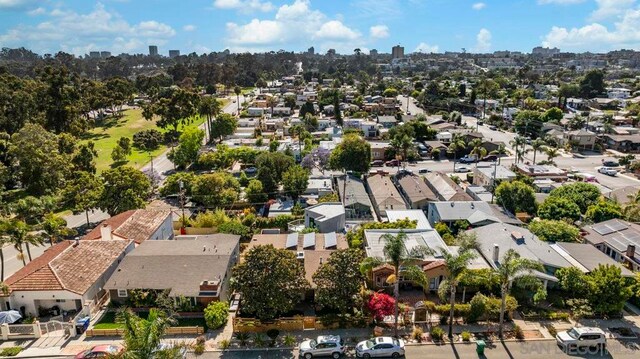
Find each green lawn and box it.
[82,108,205,173]
[93,311,207,330]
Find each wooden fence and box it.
[233,316,369,333]
[86,326,203,337]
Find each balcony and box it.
[288,219,305,232]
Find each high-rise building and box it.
[307,46,315,55]
[100,51,111,58]
[392,45,404,59]
[89,51,100,58]
[369,49,378,57]
[532,46,560,56]
[169,50,180,58]
[149,45,158,56]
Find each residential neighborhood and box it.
[6,5,640,357]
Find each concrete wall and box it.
[9,290,84,317]
[149,215,174,241]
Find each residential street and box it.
[1,242,48,279]
[187,340,640,359]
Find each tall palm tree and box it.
[530,138,546,165]
[439,233,478,338]
[266,95,278,117]
[545,146,560,165]
[118,308,178,359]
[41,213,76,247]
[469,138,487,167]
[490,144,508,165]
[390,134,413,165]
[494,249,543,338]
[447,135,467,172]
[4,220,31,266]
[234,86,242,115]
[0,220,9,281]
[509,136,527,163]
[198,96,221,143]
[382,232,429,337]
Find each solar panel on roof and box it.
[286,233,298,249]
[608,221,628,232]
[593,224,615,236]
[324,232,337,249]
[303,232,316,249]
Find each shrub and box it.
[514,325,524,340]
[412,326,424,342]
[430,327,445,341]
[133,129,163,151]
[204,301,229,330]
[266,329,280,347]
[548,312,570,321]
[235,332,250,346]
[282,334,296,346]
[253,333,267,347]
[0,347,22,357]
[468,293,487,323]
[546,325,557,337]
[218,339,231,350]
[461,331,471,342]
[193,336,206,356]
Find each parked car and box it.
[243,166,257,174]
[299,335,345,359]
[371,160,384,167]
[418,168,431,174]
[556,327,606,351]
[458,156,476,164]
[455,166,471,173]
[598,167,618,176]
[385,159,400,167]
[603,159,620,167]
[481,155,498,162]
[75,345,124,359]
[356,337,405,358]
[489,125,497,130]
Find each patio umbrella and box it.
[0,310,22,324]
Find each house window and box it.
[55,299,66,303]
[117,289,128,298]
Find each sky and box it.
[1,0,640,56]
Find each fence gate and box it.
[303,316,316,330]
[40,321,70,337]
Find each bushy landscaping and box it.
[94,311,207,330]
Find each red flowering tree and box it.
[367,292,395,321]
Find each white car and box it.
[598,167,618,176]
[455,166,471,173]
[356,337,405,358]
[299,335,345,359]
[556,327,606,352]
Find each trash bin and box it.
[476,340,486,355]
[75,316,90,334]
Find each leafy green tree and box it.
[494,249,543,338]
[528,219,580,243]
[299,101,316,118]
[313,249,364,314]
[541,107,563,123]
[2,219,43,266]
[549,182,601,213]
[232,245,309,320]
[587,265,634,316]
[514,110,543,138]
[256,152,295,196]
[494,181,537,215]
[168,127,205,168]
[99,166,151,216]
[210,113,238,143]
[72,142,98,173]
[555,267,589,299]
[41,213,76,246]
[142,87,200,132]
[159,172,197,197]
[282,165,309,200]
[329,134,371,173]
[383,88,398,97]
[203,301,229,330]
[118,308,179,359]
[133,129,163,151]
[10,123,70,195]
[246,179,268,204]
[191,172,240,208]
[538,197,581,222]
[585,200,622,223]
[579,70,605,99]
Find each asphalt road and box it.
[187,340,640,359]
[1,242,48,280]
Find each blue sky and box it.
[0,0,639,55]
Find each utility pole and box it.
[490,158,498,204]
[179,180,186,229]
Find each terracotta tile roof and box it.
[422,260,446,271]
[82,210,171,244]
[5,240,131,295]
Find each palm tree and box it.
[41,213,76,247]
[545,146,559,164]
[234,86,242,115]
[490,144,508,165]
[118,308,178,359]
[494,249,543,338]
[530,138,546,165]
[390,134,413,165]
[198,96,221,143]
[509,136,527,163]
[266,95,278,117]
[447,135,467,171]
[469,138,487,167]
[439,233,478,338]
[0,220,9,281]
[623,190,640,222]
[382,232,429,337]
[3,220,38,266]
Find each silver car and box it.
[356,337,405,358]
[299,335,345,358]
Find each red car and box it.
[76,345,123,358]
[385,159,400,167]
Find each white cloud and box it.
[27,6,44,15]
[183,24,196,31]
[0,0,37,9]
[537,0,585,4]
[414,42,439,53]
[225,0,364,52]
[543,6,640,51]
[472,2,486,10]
[473,28,492,52]
[589,0,635,21]
[213,0,274,13]
[369,25,389,39]
[0,3,176,55]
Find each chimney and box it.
[493,244,499,263]
[511,231,524,243]
[627,244,636,258]
[100,223,112,241]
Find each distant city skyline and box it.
[1,0,640,56]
